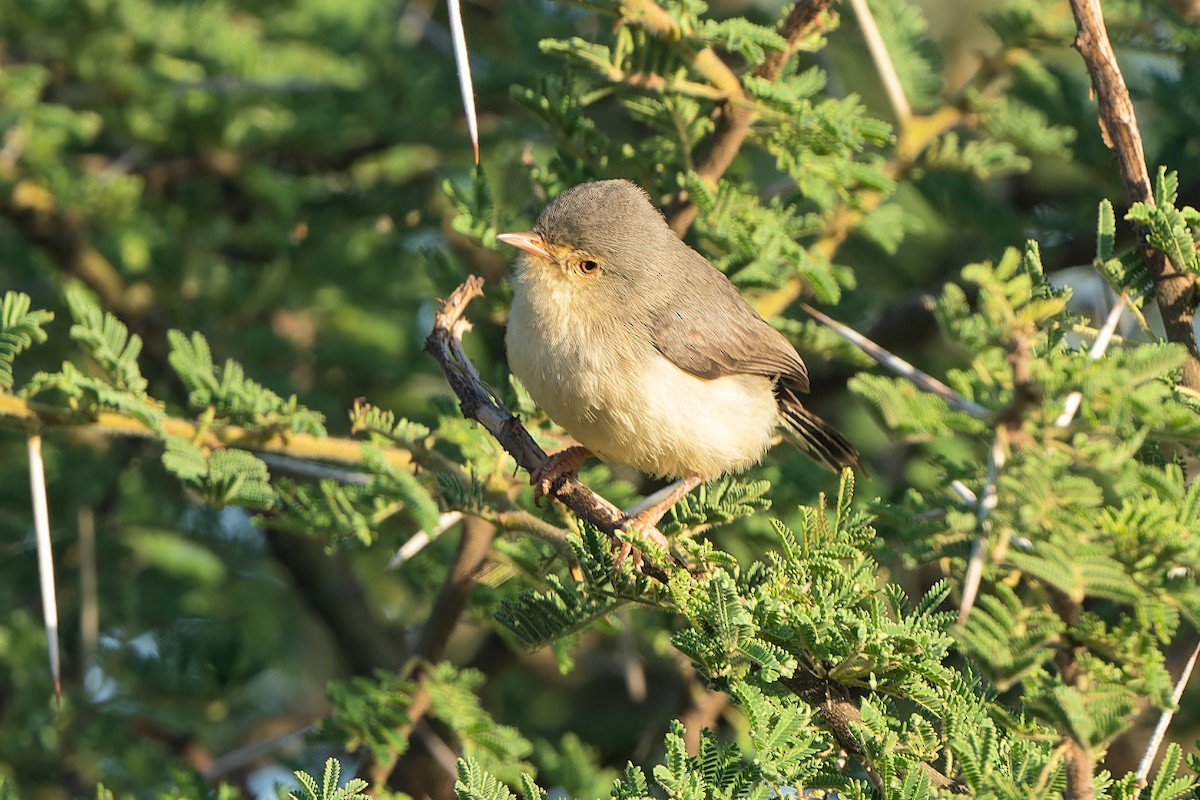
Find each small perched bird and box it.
[499,179,857,535]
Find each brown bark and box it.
[1069,0,1200,390]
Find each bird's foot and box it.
[617,473,704,549]
[530,446,592,506]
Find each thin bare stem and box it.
[800,303,990,418]
[423,277,670,579]
[848,0,911,123]
[28,434,61,698]
[1132,639,1200,798]
[386,511,464,570]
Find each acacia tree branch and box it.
[0,391,419,470]
[1068,0,1200,390]
[1132,639,1200,799]
[381,515,498,796]
[424,275,965,794]
[422,276,670,581]
[668,0,836,234]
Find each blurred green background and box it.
[2,0,1199,796]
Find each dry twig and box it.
[422,276,669,580]
[667,0,836,234]
[1069,0,1200,389]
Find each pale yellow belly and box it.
[507,301,779,479]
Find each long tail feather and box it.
[777,388,859,471]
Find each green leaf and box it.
[0,292,53,391]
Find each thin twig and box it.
[79,506,98,676]
[257,453,371,484]
[1132,639,1200,798]
[0,392,417,471]
[202,720,317,780]
[422,277,670,580]
[1068,0,1200,390]
[28,434,61,698]
[848,0,911,123]
[385,511,464,570]
[800,302,990,418]
[381,516,497,792]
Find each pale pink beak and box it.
[497,231,552,261]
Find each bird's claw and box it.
[619,513,670,550]
[530,446,592,507]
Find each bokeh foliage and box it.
[3,0,1200,798]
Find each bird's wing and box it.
[648,261,810,393]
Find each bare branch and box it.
[1068,0,1200,390]
[425,277,964,792]
[422,277,670,580]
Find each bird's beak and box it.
[497,231,552,261]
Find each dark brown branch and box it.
[415,516,497,662]
[781,670,968,794]
[422,276,669,581]
[1069,0,1200,390]
[1048,586,1094,800]
[424,277,963,792]
[382,516,498,796]
[667,0,836,234]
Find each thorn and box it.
[28,434,61,699]
[447,0,480,164]
[801,303,990,419]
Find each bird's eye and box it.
[578,259,600,275]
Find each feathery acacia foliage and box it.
[2,0,1200,798]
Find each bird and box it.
[498,179,857,537]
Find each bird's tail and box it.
[777,388,859,472]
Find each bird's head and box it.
[498,180,673,294]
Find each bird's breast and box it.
[506,276,779,479]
